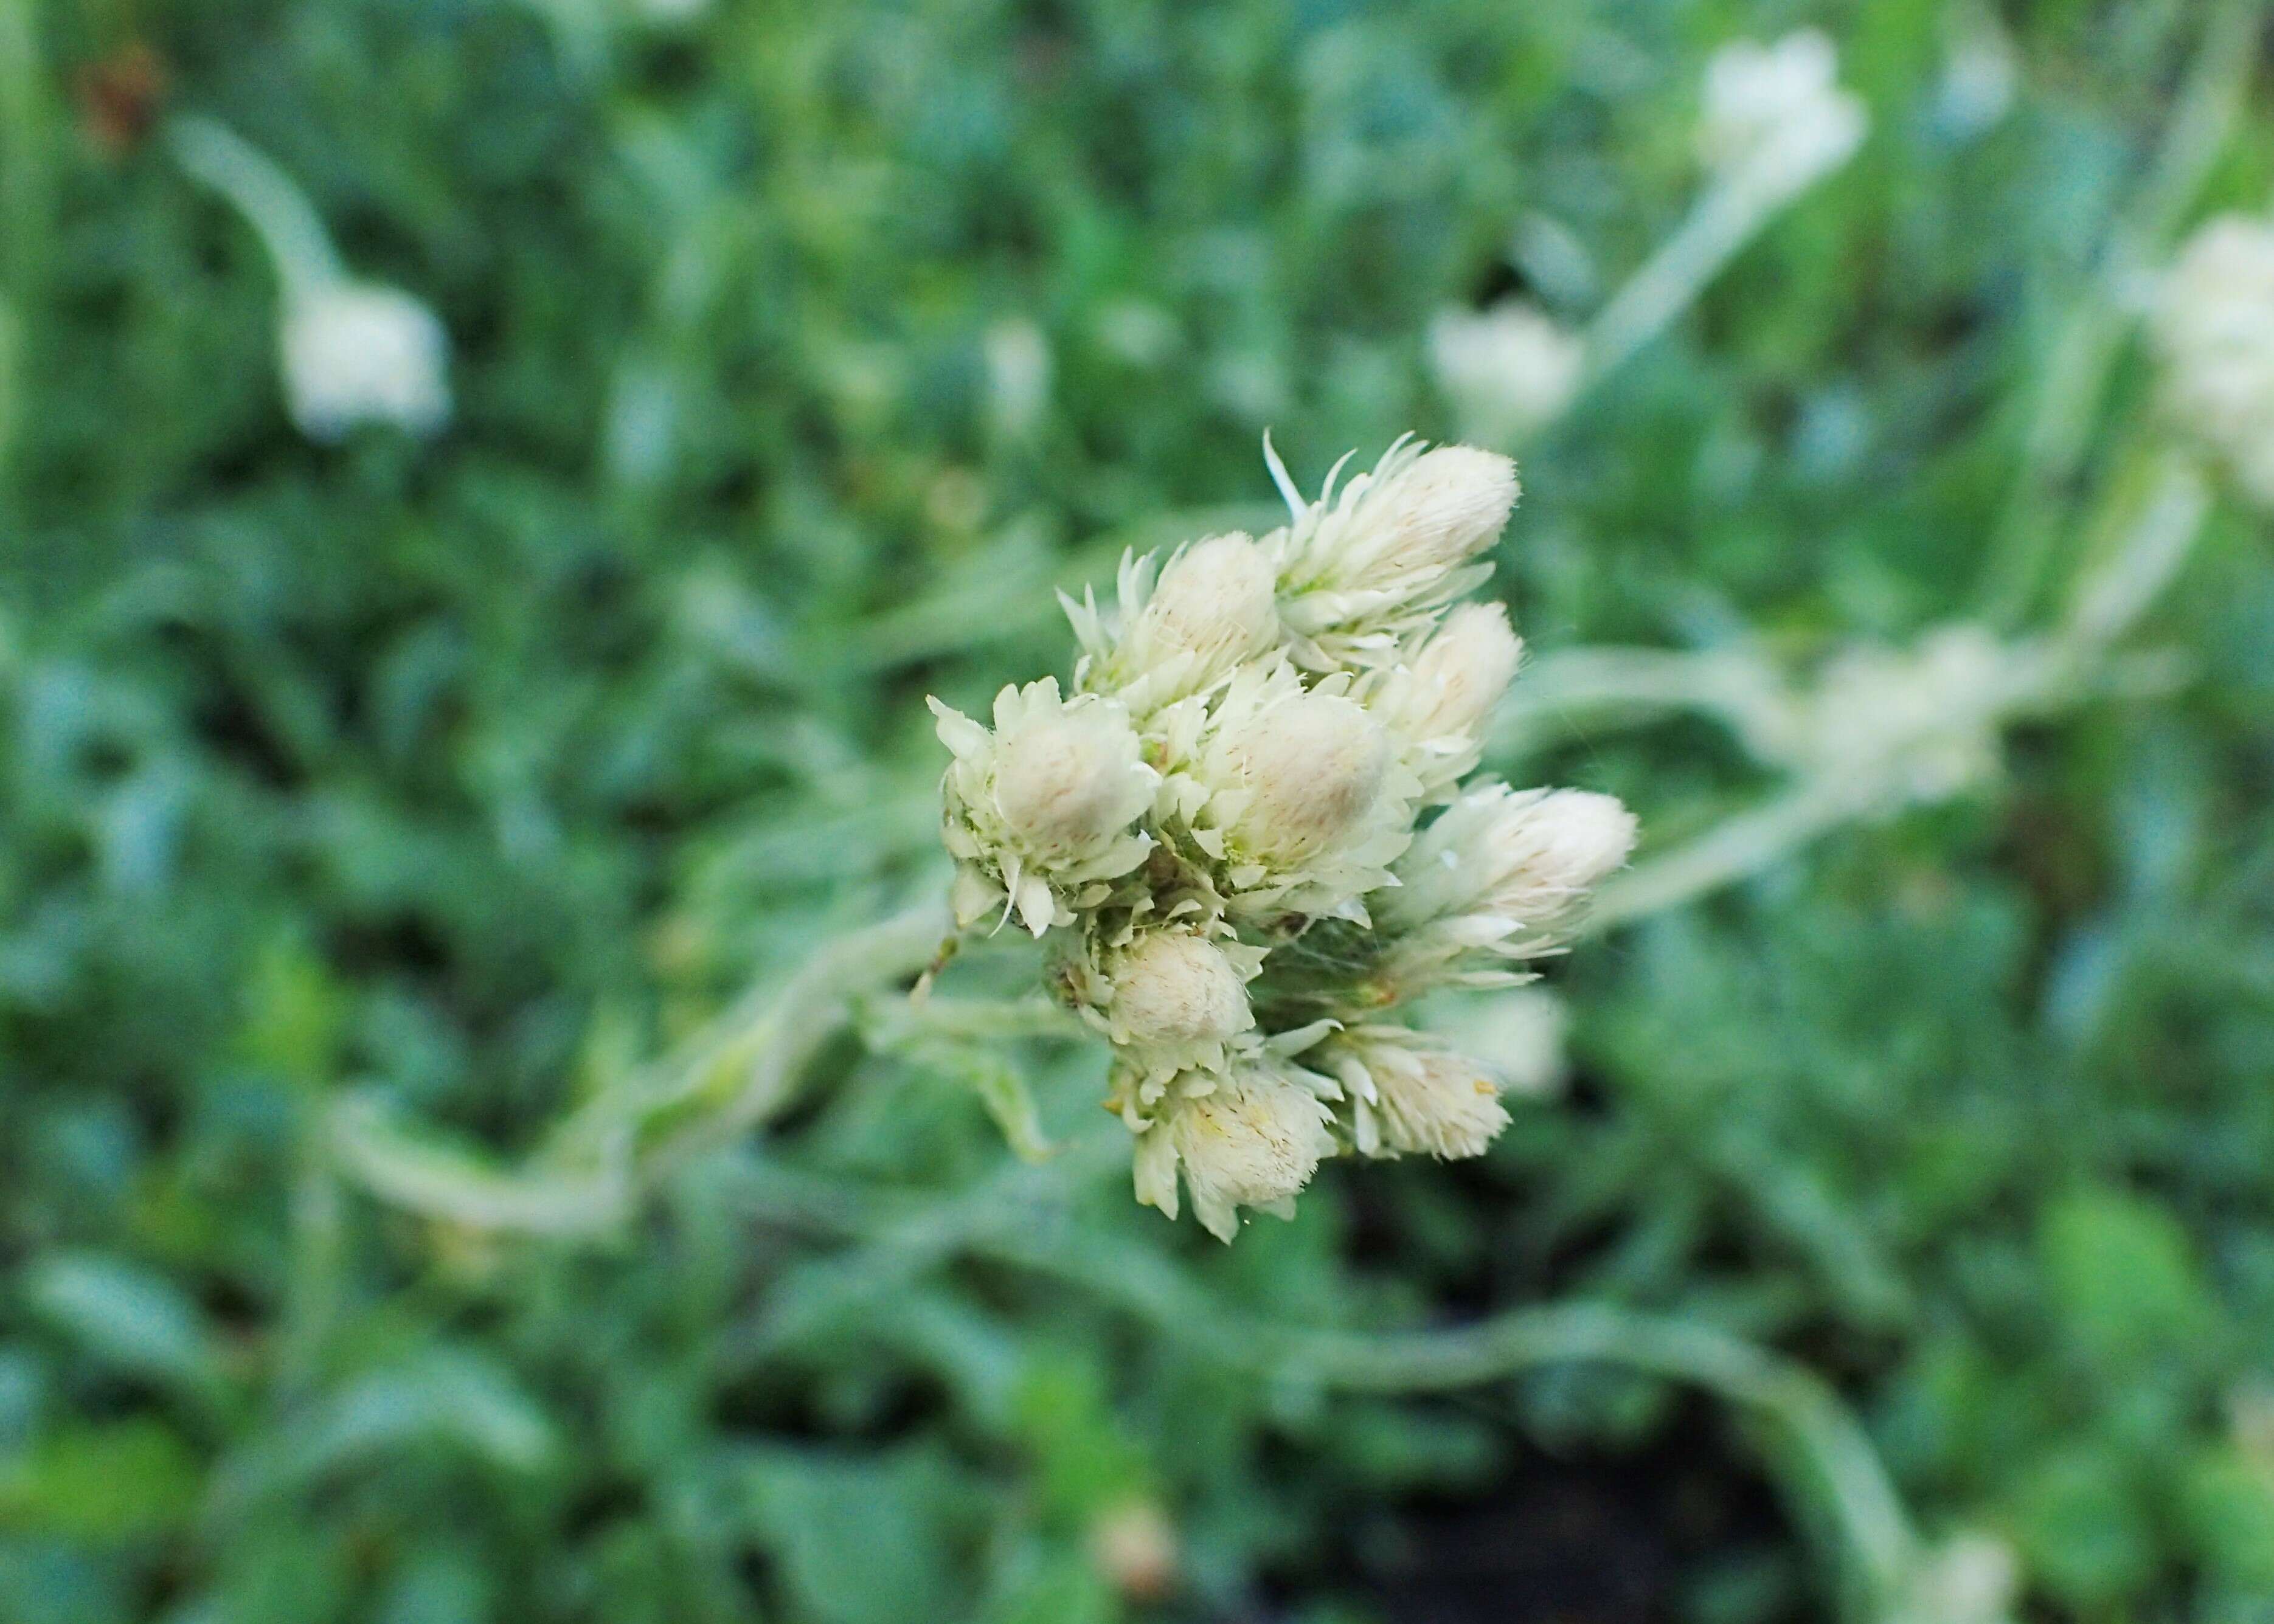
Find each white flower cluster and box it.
[2152,212,2274,506]
[1737,624,2016,807]
[1697,29,1867,204]
[929,438,1637,1239]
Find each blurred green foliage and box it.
[3,0,2273,1620]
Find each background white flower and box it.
[2153,212,2274,505]
[1427,301,1586,446]
[280,282,453,441]
[1697,29,1868,202]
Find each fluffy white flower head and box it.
[1130,1064,1337,1242]
[1107,931,1253,1045]
[1697,29,1867,201]
[1739,624,2013,806]
[931,678,1157,935]
[1083,928,1263,1079]
[281,282,452,441]
[1320,1026,1509,1161]
[1270,438,1519,668]
[2152,213,2274,506]
[1169,670,1422,922]
[1068,532,1281,710]
[1428,301,1586,446]
[1377,783,1636,986]
[1372,601,1524,798]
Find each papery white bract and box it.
[931,677,1157,936]
[1126,1060,1338,1242]
[1066,531,1281,711]
[1270,438,1520,670]
[1374,782,1637,990]
[1317,1025,1510,1161]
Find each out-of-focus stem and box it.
[1973,0,2261,627]
[1272,1304,1920,1611]
[2057,451,2210,653]
[167,114,345,299]
[1583,147,1851,392]
[331,898,952,1234]
[1586,778,1863,933]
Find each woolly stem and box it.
[329,898,952,1235]
[167,114,345,300]
[1582,155,1838,389]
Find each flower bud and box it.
[1362,445,1520,579]
[1404,603,1522,742]
[1225,691,1390,865]
[1330,1032,1509,1161]
[932,679,1157,936]
[993,707,1152,860]
[1134,531,1280,676]
[1384,783,1635,933]
[1478,789,1636,912]
[281,282,452,440]
[1385,1051,1504,1159]
[1108,931,1253,1047]
[1165,1069,1334,1241]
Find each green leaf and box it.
[741,1446,969,1624]
[2182,1445,2274,1590]
[2007,1445,2157,1608]
[0,1420,199,1540]
[20,1253,221,1398]
[2039,1189,2220,1367]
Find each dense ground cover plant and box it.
[2,2,2272,1622]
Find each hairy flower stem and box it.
[167,115,347,298]
[330,899,951,1235]
[1584,170,1804,389]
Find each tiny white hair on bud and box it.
[1697,29,1867,201]
[2152,213,2274,507]
[1355,444,1522,582]
[1095,531,1282,709]
[280,282,451,441]
[1137,531,1279,669]
[930,678,1157,937]
[993,711,1146,859]
[1270,438,1519,668]
[1402,602,1524,744]
[1104,930,1255,1049]
[1222,689,1390,866]
[1428,302,1586,446]
[1381,782,1637,955]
